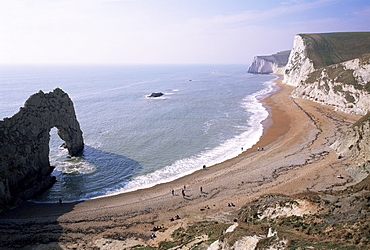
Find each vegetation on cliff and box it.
[248,50,291,74]
[260,50,291,67]
[291,33,370,115]
[300,32,370,69]
[133,176,370,249]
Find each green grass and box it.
[299,32,370,69]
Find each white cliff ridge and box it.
[248,56,277,74]
[283,35,315,86]
[247,50,290,74]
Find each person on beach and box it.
[200,186,203,193]
[182,189,185,197]
[171,189,175,195]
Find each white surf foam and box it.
[100,79,276,198]
[50,147,96,175]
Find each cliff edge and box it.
[247,50,290,74]
[284,32,370,88]
[0,88,84,211]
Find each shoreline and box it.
[35,74,279,203]
[90,74,280,201]
[0,75,362,249]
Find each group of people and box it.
[171,187,187,197]
[171,185,206,198]
[149,225,165,239]
[169,215,181,221]
[150,226,163,232]
[200,205,211,211]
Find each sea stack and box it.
[0,88,84,211]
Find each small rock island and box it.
[148,92,164,98]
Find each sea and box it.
[0,64,277,203]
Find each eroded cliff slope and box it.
[0,88,84,211]
[332,112,370,180]
[292,53,370,115]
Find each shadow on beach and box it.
[0,201,77,249]
[0,145,142,248]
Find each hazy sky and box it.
[1,0,369,65]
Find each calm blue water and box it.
[0,64,276,202]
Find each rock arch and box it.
[0,88,84,210]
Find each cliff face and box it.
[248,50,290,74]
[283,32,370,116]
[331,112,370,180]
[0,88,84,210]
[292,54,370,115]
[284,32,370,88]
[283,35,315,86]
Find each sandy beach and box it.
[0,77,362,249]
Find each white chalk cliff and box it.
[283,35,315,86]
[282,33,370,116]
[248,56,276,74]
[249,32,370,178]
[292,54,370,115]
[248,50,290,74]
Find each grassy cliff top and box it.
[299,32,370,69]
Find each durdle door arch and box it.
[0,88,84,211]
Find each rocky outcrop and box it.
[331,112,370,180]
[0,88,84,210]
[248,50,290,74]
[292,54,370,115]
[148,92,164,98]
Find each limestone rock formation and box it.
[0,88,84,211]
[247,50,290,74]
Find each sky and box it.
[0,0,369,65]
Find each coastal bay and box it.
[0,76,361,249]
